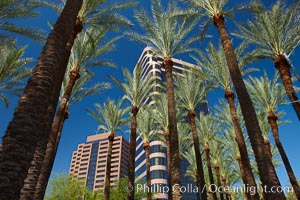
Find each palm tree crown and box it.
[0,0,45,42]
[87,99,128,134]
[126,0,198,57]
[0,42,32,107]
[234,1,300,59]
[40,0,136,31]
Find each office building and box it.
[135,47,207,199]
[69,133,129,191]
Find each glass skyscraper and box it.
[69,133,129,191]
[135,47,207,199]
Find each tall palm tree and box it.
[87,99,129,200]
[192,43,260,200]
[181,1,285,198]
[0,0,83,198]
[126,1,198,198]
[109,64,154,200]
[26,0,134,196]
[33,71,110,200]
[246,72,300,199]
[0,41,32,108]
[174,72,210,200]
[21,27,116,200]
[0,0,45,42]
[137,108,156,200]
[196,112,220,200]
[234,1,300,120]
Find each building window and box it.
[149,144,166,154]
[150,170,167,179]
[150,157,166,166]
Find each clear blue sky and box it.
[0,0,299,189]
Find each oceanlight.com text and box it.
[133,183,294,195]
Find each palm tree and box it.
[126,1,198,198]
[234,1,300,120]
[181,1,285,198]
[0,41,32,108]
[33,70,110,200]
[246,72,300,199]
[87,99,129,200]
[21,27,116,199]
[137,108,156,200]
[196,112,221,200]
[0,0,83,198]
[0,0,45,42]
[26,0,134,196]
[174,72,210,200]
[192,43,260,200]
[109,64,154,200]
[39,0,136,31]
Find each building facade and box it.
[69,133,129,191]
[135,47,207,199]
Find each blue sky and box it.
[0,0,299,189]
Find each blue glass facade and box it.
[86,142,99,190]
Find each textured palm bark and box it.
[225,89,259,200]
[274,55,300,120]
[205,143,217,200]
[214,163,225,200]
[0,1,82,199]
[34,107,68,200]
[34,69,80,200]
[213,13,285,200]
[20,23,82,200]
[144,142,151,200]
[162,57,181,200]
[104,133,115,200]
[127,105,139,200]
[222,175,230,200]
[264,137,273,161]
[268,111,300,199]
[164,130,172,200]
[236,155,249,200]
[188,110,207,200]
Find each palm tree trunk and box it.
[104,133,115,200]
[225,89,259,200]
[264,137,273,161]
[34,106,69,200]
[274,55,300,120]
[205,143,217,200]
[188,110,207,200]
[20,25,82,199]
[268,111,300,199]
[164,130,172,200]
[144,142,151,200]
[213,13,285,200]
[127,105,139,200]
[214,163,224,200]
[236,154,249,200]
[33,86,74,199]
[22,68,80,200]
[34,70,80,200]
[0,1,82,199]
[222,175,230,200]
[163,57,181,200]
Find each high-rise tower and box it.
[69,133,129,191]
[135,47,208,200]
